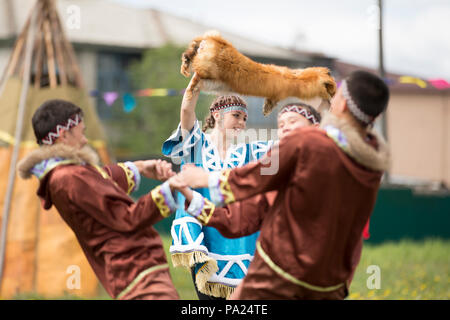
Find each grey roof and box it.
[0,0,327,62]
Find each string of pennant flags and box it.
[89,76,450,113]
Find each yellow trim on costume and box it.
[116,264,169,300]
[196,198,215,225]
[256,241,345,293]
[150,185,172,218]
[219,169,235,205]
[93,165,110,179]
[117,162,136,194]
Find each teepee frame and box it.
[0,0,89,293]
[0,0,84,95]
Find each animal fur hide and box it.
[181,31,337,115]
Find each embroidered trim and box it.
[210,103,248,115]
[117,162,140,194]
[341,80,374,125]
[186,191,205,218]
[196,197,215,225]
[163,120,202,160]
[324,125,351,155]
[124,161,141,192]
[116,264,169,300]
[41,113,82,145]
[170,216,208,257]
[256,241,345,292]
[208,169,235,206]
[150,181,178,217]
[278,104,320,125]
[31,158,77,180]
[218,169,235,205]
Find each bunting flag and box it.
[87,75,449,112]
[428,79,450,90]
[123,93,136,113]
[103,91,119,106]
[399,76,427,88]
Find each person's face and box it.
[277,111,313,140]
[213,110,247,137]
[57,120,88,149]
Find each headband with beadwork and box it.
[41,113,82,145]
[278,104,320,125]
[341,80,374,125]
[210,103,248,116]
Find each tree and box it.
[104,44,212,159]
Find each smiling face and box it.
[213,110,248,137]
[277,111,313,140]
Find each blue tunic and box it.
[162,120,273,297]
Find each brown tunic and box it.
[198,115,389,299]
[33,160,178,299]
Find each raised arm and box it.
[181,73,202,133]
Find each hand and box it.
[179,164,209,189]
[185,72,202,99]
[135,159,175,181]
[167,174,193,202]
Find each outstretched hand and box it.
[134,159,175,181]
[178,164,209,189]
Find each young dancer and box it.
[175,99,322,273]
[162,74,273,299]
[179,71,390,299]
[18,99,184,300]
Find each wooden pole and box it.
[43,19,57,88]
[378,0,389,183]
[0,6,38,291]
[49,3,67,86]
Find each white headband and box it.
[41,113,82,145]
[341,80,374,125]
[278,104,320,125]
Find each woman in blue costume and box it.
[162,75,273,299]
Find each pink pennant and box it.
[428,79,450,90]
[103,91,119,106]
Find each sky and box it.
[110,0,450,81]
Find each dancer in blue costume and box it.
[162,74,273,299]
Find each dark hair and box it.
[202,95,247,132]
[278,102,321,125]
[32,99,83,145]
[302,103,321,123]
[346,71,390,126]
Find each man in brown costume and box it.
[178,71,390,299]
[18,99,183,300]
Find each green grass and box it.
[348,238,449,300]
[12,237,449,300]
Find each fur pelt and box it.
[17,144,100,179]
[320,112,390,172]
[181,30,337,115]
